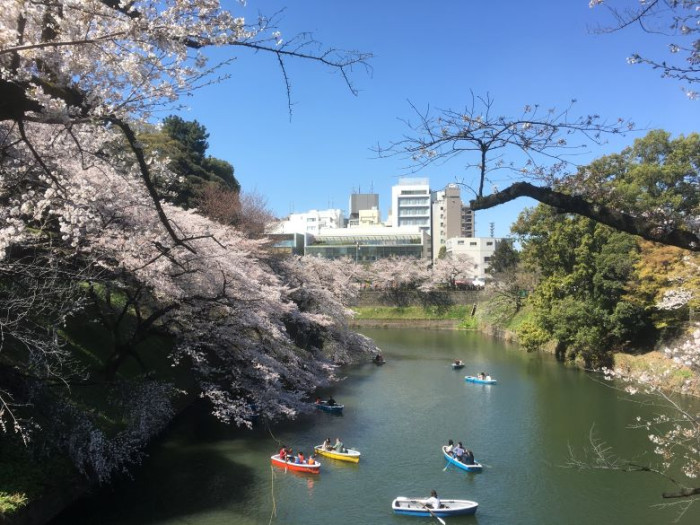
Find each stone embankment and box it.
[352,289,481,308]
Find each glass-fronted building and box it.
[305,227,430,261]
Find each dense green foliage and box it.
[512,206,649,366]
[565,130,699,226]
[140,115,240,208]
[487,239,519,275]
[505,131,700,366]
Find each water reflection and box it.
[51,328,700,525]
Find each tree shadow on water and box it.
[49,443,256,524]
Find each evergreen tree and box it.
[140,116,240,208]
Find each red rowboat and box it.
[270,454,321,474]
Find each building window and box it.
[486,241,493,246]
[470,242,477,246]
[457,240,464,245]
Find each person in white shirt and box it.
[425,490,441,509]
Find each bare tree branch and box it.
[471,182,700,251]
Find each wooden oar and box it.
[410,499,446,525]
[442,447,452,471]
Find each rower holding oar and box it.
[392,493,478,520]
[421,490,446,525]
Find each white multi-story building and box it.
[390,178,431,231]
[271,209,345,236]
[445,237,502,278]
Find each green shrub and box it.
[0,492,28,515]
[517,321,550,352]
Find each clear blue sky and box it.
[174,0,698,238]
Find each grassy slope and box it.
[351,305,479,329]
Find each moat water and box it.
[51,328,700,524]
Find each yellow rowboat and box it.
[314,445,361,463]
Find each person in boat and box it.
[485,373,492,381]
[463,449,475,465]
[279,445,288,461]
[373,354,384,364]
[478,371,486,380]
[307,455,315,465]
[286,447,294,462]
[425,490,441,509]
[297,451,305,464]
[314,397,321,404]
[453,441,465,461]
[327,396,336,406]
[454,359,462,366]
[323,437,332,450]
[445,439,455,455]
[333,437,344,452]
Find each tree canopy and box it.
[513,205,649,365]
[0,0,374,486]
[0,0,370,249]
[140,116,240,208]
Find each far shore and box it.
[350,319,463,329]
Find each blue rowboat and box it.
[442,445,483,472]
[465,375,497,384]
[392,497,478,517]
[314,401,344,413]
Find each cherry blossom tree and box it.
[0,1,374,483]
[1,122,378,480]
[0,246,88,444]
[370,256,430,290]
[419,254,476,291]
[269,255,373,363]
[0,0,370,248]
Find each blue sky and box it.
[174,0,699,238]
